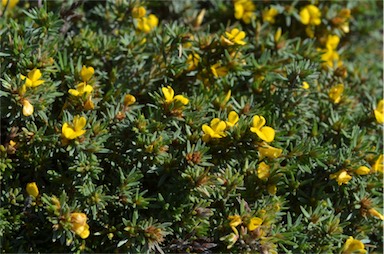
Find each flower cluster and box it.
[132,6,158,33]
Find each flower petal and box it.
[73,116,86,131]
[28,68,42,82]
[62,123,77,140]
[174,95,189,105]
[162,86,174,103]
[80,66,94,82]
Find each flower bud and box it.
[355,166,370,175]
[132,6,146,19]
[26,182,39,198]
[124,94,136,107]
[22,99,34,116]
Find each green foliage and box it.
[0,0,382,253]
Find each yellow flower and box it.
[320,48,342,69]
[368,208,384,220]
[202,118,227,142]
[70,212,90,239]
[250,115,275,143]
[161,86,189,105]
[22,99,34,117]
[186,53,200,71]
[328,84,344,104]
[62,115,87,140]
[26,182,39,198]
[2,0,19,9]
[248,217,263,231]
[80,65,94,82]
[210,63,228,78]
[258,143,283,160]
[226,111,239,127]
[257,162,270,180]
[228,215,242,228]
[221,28,247,46]
[342,236,366,254]
[372,155,383,173]
[137,14,158,33]
[355,166,370,175]
[132,6,146,19]
[300,5,321,26]
[124,94,136,107]
[374,99,384,124]
[262,7,279,24]
[68,82,93,96]
[326,34,340,50]
[233,0,255,24]
[20,68,44,88]
[330,169,352,185]
[302,81,310,89]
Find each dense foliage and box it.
[0,0,383,253]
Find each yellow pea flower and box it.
[132,6,146,19]
[300,5,321,26]
[2,0,19,9]
[124,94,136,107]
[228,215,242,228]
[26,182,39,198]
[202,118,227,142]
[262,7,279,24]
[258,143,283,160]
[248,217,263,231]
[226,111,239,128]
[210,63,228,78]
[368,208,384,220]
[137,14,158,33]
[342,236,366,254]
[326,34,340,50]
[68,82,93,96]
[250,115,275,143]
[372,155,383,173]
[161,86,189,105]
[70,213,90,239]
[374,99,384,124]
[186,53,200,71]
[257,162,270,180]
[221,28,246,46]
[62,115,87,140]
[355,166,370,175]
[302,81,310,89]
[320,48,342,69]
[22,99,34,117]
[328,84,344,104]
[20,68,44,88]
[233,0,255,24]
[330,169,352,185]
[80,65,94,83]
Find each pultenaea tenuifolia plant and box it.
[0,0,382,253]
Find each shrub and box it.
[0,0,382,253]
